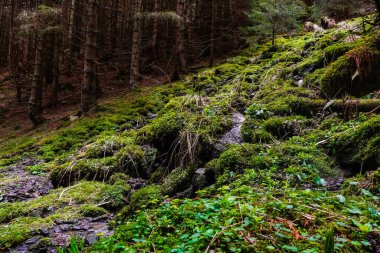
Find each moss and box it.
[262,116,309,139]
[241,118,273,144]
[79,205,108,217]
[29,237,53,252]
[192,63,243,95]
[116,145,156,178]
[321,44,380,98]
[108,172,130,184]
[208,139,337,186]
[332,115,380,171]
[0,181,120,249]
[295,52,325,74]
[317,34,334,49]
[117,185,163,219]
[324,42,357,62]
[320,55,354,98]
[138,111,185,150]
[161,167,194,196]
[50,157,119,187]
[257,85,316,116]
[303,68,326,87]
[0,217,53,249]
[208,144,261,177]
[84,136,134,158]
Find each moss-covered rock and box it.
[84,136,133,158]
[116,145,157,178]
[117,185,163,219]
[262,116,310,139]
[161,167,194,196]
[79,204,108,217]
[321,44,380,98]
[332,115,380,171]
[50,157,119,187]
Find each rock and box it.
[70,115,79,122]
[147,113,157,119]
[215,112,245,151]
[86,233,98,244]
[304,21,324,33]
[25,237,42,245]
[196,168,206,175]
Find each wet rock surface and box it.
[215,112,245,151]
[8,215,114,253]
[0,158,53,203]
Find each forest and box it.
[0,0,380,252]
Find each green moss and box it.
[0,181,121,249]
[332,115,380,170]
[161,167,194,196]
[241,118,273,144]
[192,63,243,95]
[320,55,354,98]
[29,237,53,251]
[85,136,134,158]
[324,42,357,62]
[116,145,156,178]
[321,42,380,98]
[317,34,333,49]
[0,217,53,249]
[117,185,163,219]
[79,205,108,217]
[208,139,336,186]
[262,116,309,139]
[50,157,119,187]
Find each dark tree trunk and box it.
[375,0,380,17]
[81,0,98,114]
[175,0,187,78]
[130,0,142,87]
[209,0,216,67]
[29,31,45,125]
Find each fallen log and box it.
[293,99,380,117]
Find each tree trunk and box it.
[174,0,187,78]
[151,0,159,63]
[29,31,45,125]
[81,0,98,114]
[8,0,15,71]
[209,0,216,67]
[68,0,83,75]
[375,0,380,17]
[129,0,142,87]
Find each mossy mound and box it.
[0,181,124,249]
[50,157,119,187]
[207,140,337,188]
[116,185,163,219]
[332,115,380,171]
[321,41,380,98]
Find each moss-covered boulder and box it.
[116,145,157,178]
[320,45,380,98]
[332,115,380,171]
[50,157,119,187]
[117,185,163,219]
[161,167,194,196]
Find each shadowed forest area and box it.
[0,0,380,252]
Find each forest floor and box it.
[1,17,380,253]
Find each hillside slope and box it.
[1,18,380,252]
